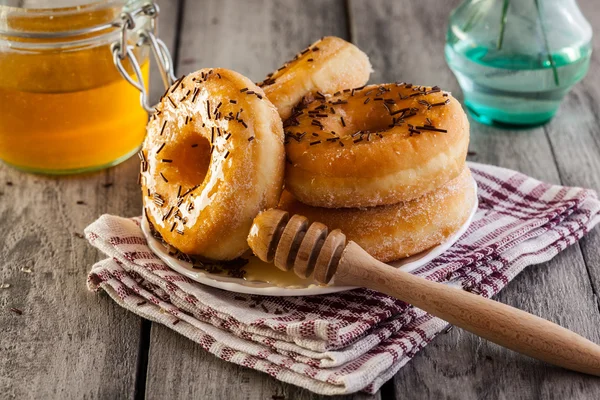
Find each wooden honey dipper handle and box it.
[248,209,600,376]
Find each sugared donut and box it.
[283,83,469,208]
[141,68,285,260]
[257,36,372,120]
[279,167,476,263]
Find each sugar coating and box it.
[259,36,372,121]
[284,82,470,208]
[141,68,285,260]
[279,168,476,262]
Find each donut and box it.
[141,68,285,260]
[283,82,470,208]
[279,167,476,263]
[257,36,372,120]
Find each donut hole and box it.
[169,133,212,189]
[344,110,394,136]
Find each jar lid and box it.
[1,0,122,8]
[0,0,145,39]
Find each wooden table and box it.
[2,1,600,398]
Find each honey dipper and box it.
[248,209,600,376]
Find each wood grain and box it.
[143,1,381,399]
[0,1,179,398]
[149,0,182,104]
[174,0,348,81]
[0,160,142,400]
[145,324,378,400]
[542,0,600,310]
[348,0,600,398]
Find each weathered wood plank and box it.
[349,0,600,399]
[144,1,381,399]
[174,0,348,80]
[0,2,180,398]
[149,0,182,104]
[542,0,600,308]
[0,164,142,400]
[146,323,377,400]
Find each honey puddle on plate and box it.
[241,256,317,288]
[153,226,317,288]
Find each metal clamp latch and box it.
[111,2,176,112]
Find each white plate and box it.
[141,178,478,296]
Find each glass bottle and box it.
[445,0,592,128]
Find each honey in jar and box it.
[0,0,153,174]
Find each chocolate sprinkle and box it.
[171,75,184,92]
[153,193,165,207]
[415,126,448,133]
[163,206,174,221]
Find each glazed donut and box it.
[279,167,476,263]
[257,36,372,120]
[284,82,470,208]
[141,68,285,260]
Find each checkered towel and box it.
[86,162,600,395]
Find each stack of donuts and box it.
[140,36,475,266]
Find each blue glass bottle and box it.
[445,0,592,128]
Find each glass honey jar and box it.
[0,0,174,174]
